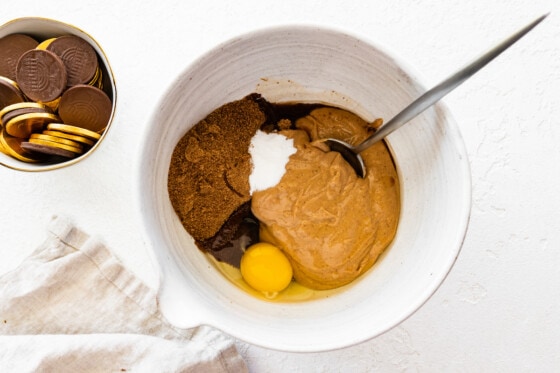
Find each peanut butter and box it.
[252,107,400,290]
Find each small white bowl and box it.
[0,17,116,172]
[137,25,471,352]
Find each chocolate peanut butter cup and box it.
[47,123,101,140]
[28,137,82,154]
[58,84,111,132]
[0,127,44,162]
[20,141,76,159]
[47,35,98,87]
[0,76,25,108]
[36,38,56,50]
[16,49,67,102]
[30,133,83,150]
[0,136,7,155]
[0,34,39,81]
[42,129,95,146]
[1,107,50,127]
[0,102,49,120]
[4,112,59,138]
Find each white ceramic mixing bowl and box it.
[137,25,471,352]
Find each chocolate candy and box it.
[0,127,44,162]
[4,112,58,139]
[0,133,7,155]
[0,76,25,108]
[30,133,83,150]
[89,66,103,89]
[42,129,95,146]
[0,102,50,121]
[0,33,111,165]
[58,85,111,132]
[2,107,51,126]
[47,123,101,140]
[0,34,39,80]
[36,38,56,50]
[28,137,82,154]
[16,49,67,102]
[20,141,76,159]
[47,35,98,87]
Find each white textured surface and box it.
[1,0,558,371]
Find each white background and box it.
[1,1,559,371]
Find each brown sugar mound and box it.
[167,96,266,241]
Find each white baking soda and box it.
[249,130,296,194]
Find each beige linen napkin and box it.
[0,216,247,372]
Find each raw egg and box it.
[240,242,293,295]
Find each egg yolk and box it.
[240,242,293,294]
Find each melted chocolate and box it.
[197,201,259,268]
[253,93,325,131]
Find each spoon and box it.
[326,13,548,178]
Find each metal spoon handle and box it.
[353,13,548,154]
